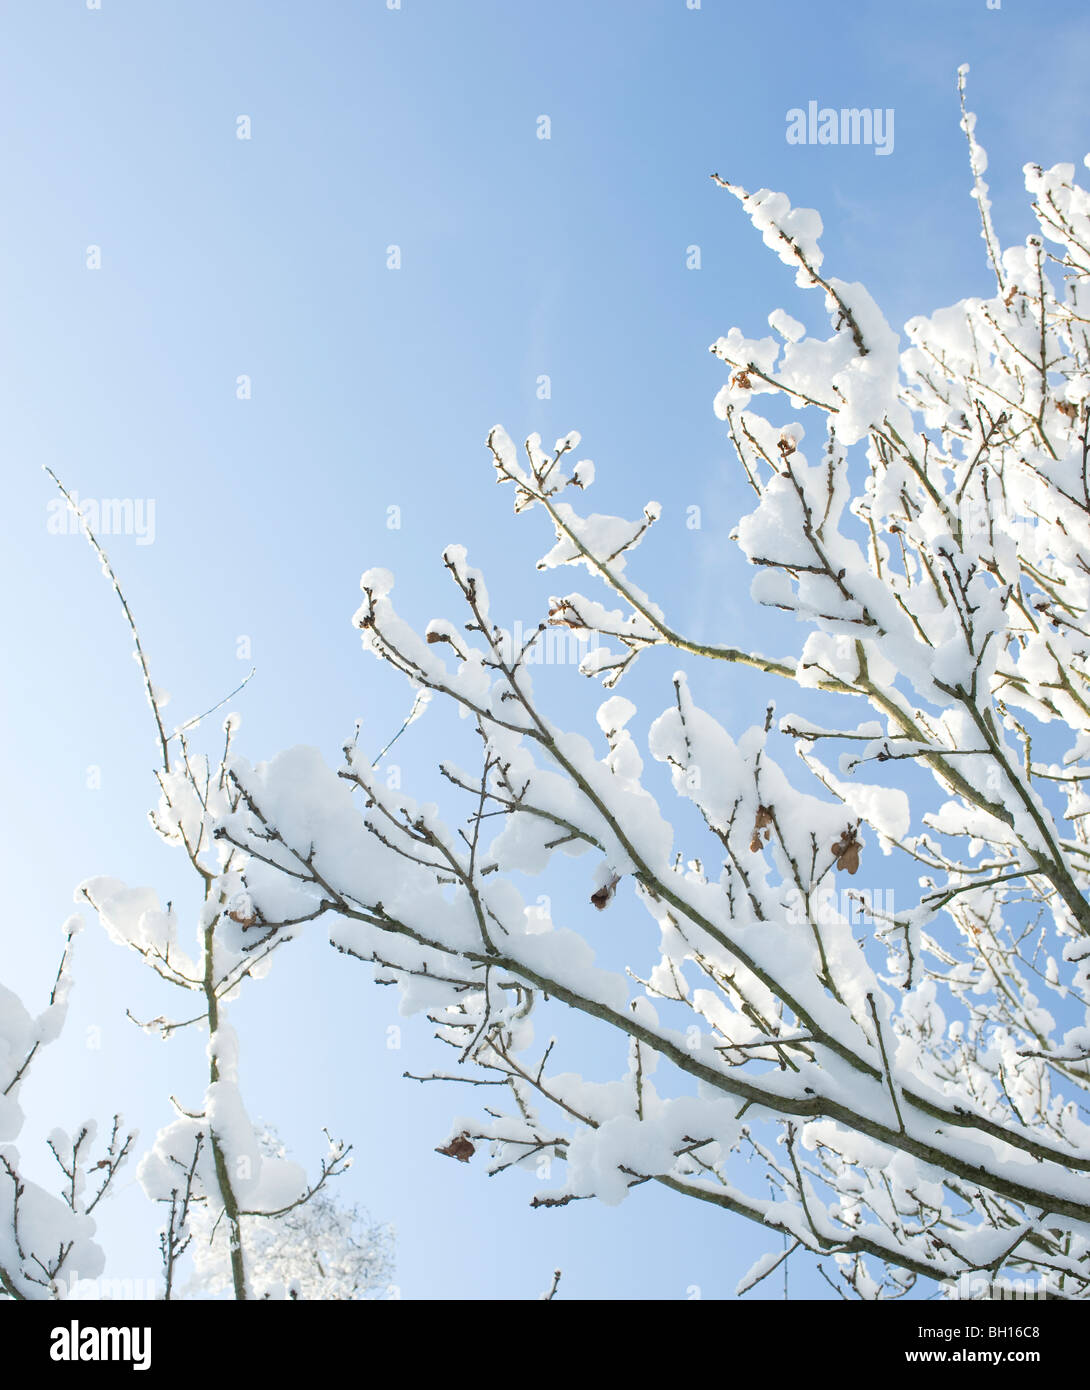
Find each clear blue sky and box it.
[2,0,1088,1300]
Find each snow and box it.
[15,83,1090,1302]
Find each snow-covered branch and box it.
[208,70,1090,1299]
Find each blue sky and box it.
[2,0,1089,1301]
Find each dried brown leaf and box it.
[831,829,862,875]
[750,804,774,852]
[436,1132,475,1163]
[591,873,621,910]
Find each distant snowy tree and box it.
[186,1127,394,1300]
[0,919,134,1300]
[215,70,1090,1299]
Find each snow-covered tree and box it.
[186,1126,394,1300]
[26,479,394,1301]
[0,919,134,1300]
[214,71,1090,1299]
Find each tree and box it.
[186,1126,394,1301]
[212,70,1090,1299]
[2,479,396,1302]
[0,919,134,1300]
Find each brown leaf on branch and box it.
[591,873,621,910]
[731,370,752,390]
[831,828,862,875]
[750,804,774,853]
[548,601,585,630]
[436,1132,475,1163]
